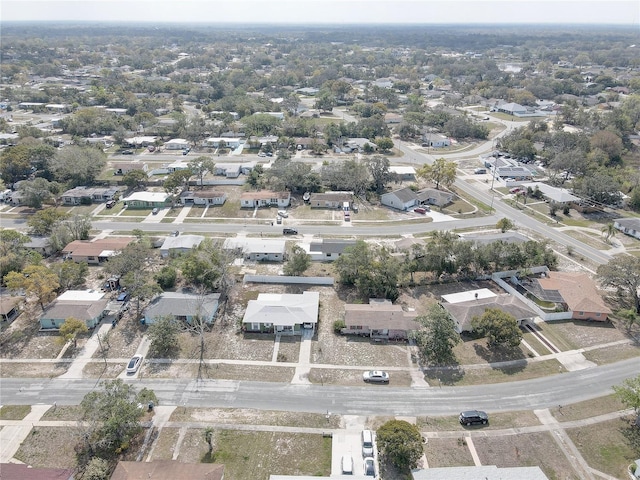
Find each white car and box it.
[363,370,389,383]
[126,354,143,374]
[277,210,288,218]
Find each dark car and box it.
[283,228,298,235]
[459,410,489,426]
[120,149,134,155]
[364,457,375,476]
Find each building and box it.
[24,236,53,257]
[40,290,109,329]
[112,162,148,176]
[121,191,171,209]
[159,234,205,258]
[123,135,157,147]
[308,192,352,209]
[60,186,119,205]
[0,463,74,480]
[495,165,533,182]
[343,299,419,340]
[0,296,23,324]
[223,238,286,262]
[242,291,320,335]
[302,239,356,261]
[111,460,224,480]
[412,465,548,480]
[240,190,291,208]
[495,102,528,116]
[180,190,227,206]
[214,163,241,178]
[614,217,640,240]
[441,288,536,333]
[164,138,190,150]
[389,166,416,181]
[203,137,242,149]
[422,133,451,148]
[380,187,418,211]
[416,188,454,207]
[142,292,220,325]
[62,237,134,264]
[519,182,579,204]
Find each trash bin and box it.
[148,402,154,411]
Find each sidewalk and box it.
[60,322,113,379]
[0,404,51,463]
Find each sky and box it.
[2,0,639,25]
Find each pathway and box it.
[0,404,51,463]
[60,322,113,379]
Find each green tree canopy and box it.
[283,245,311,276]
[471,308,523,348]
[4,264,59,310]
[376,420,423,471]
[411,304,460,366]
[59,316,89,348]
[597,255,640,313]
[147,315,181,358]
[49,145,106,187]
[417,157,456,190]
[613,374,640,424]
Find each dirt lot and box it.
[425,437,475,467]
[170,407,341,429]
[14,426,80,469]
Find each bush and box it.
[333,320,346,333]
[154,266,177,289]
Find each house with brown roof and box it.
[308,192,352,209]
[0,463,74,480]
[0,295,23,325]
[343,299,419,340]
[62,237,134,264]
[111,460,224,480]
[240,190,290,208]
[534,271,611,322]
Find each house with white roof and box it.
[223,238,286,262]
[160,235,205,258]
[122,191,171,209]
[164,138,190,150]
[242,291,319,335]
[240,190,290,208]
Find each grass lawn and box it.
[418,410,540,432]
[0,405,31,420]
[567,416,640,479]
[583,342,640,365]
[563,230,610,250]
[425,359,566,386]
[549,394,626,422]
[14,426,80,469]
[41,405,84,421]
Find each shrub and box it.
[333,319,346,333]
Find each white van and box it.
[341,454,353,474]
[361,429,374,457]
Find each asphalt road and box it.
[1,357,638,414]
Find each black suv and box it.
[459,410,488,426]
[283,228,298,235]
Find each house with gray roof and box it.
[180,190,226,207]
[380,187,418,211]
[39,290,109,329]
[308,192,352,209]
[60,186,119,205]
[343,299,419,340]
[299,239,356,261]
[614,217,640,240]
[141,292,220,326]
[159,234,205,258]
[417,188,454,207]
[242,291,319,335]
[520,182,579,204]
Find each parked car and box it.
[277,210,288,218]
[152,207,159,214]
[126,354,143,374]
[364,457,375,476]
[276,215,282,224]
[341,454,353,474]
[105,200,116,208]
[361,430,374,457]
[459,410,489,426]
[119,149,134,155]
[171,230,180,237]
[363,370,389,383]
[474,168,487,174]
[283,228,298,235]
[413,207,427,214]
[258,152,267,157]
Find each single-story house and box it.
[343,138,377,153]
[614,217,640,240]
[416,188,454,207]
[495,102,528,116]
[5,191,26,206]
[164,138,190,150]
[294,137,315,150]
[203,137,242,149]
[0,463,75,480]
[141,292,220,325]
[380,187,418,211]
[519,182,579,204]
[40,290,109,329]
[180,190,227,206]
[24,236,53,256]
[159,234,205,258]
[223,238,286,262]
[295,87,319,96]
[111,460,224,480]
[62,237,134,264]
[123,135,157,147]
[240,190,290,208]
[122,191,171,209]
[411,465,549,480]
[389,166,416,181]
[308,192,353,209]
[242,291,320,335]
[301,239,356,261]
[495,166,533,181]
[60,186,119,205]
[441,288,536,333]
[112,162,148,176]
[422,133,451,148]
[384,112,403,124]
[533,271,611,321]
[343,299,419,340]
[0,296,23,324]
[214,163,241,178]
[165,161,191,173]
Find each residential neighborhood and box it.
[0,15,640,480]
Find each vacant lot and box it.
[0,405,31,420]
[418,410,541,432]
[14,426,80,469]
[425,437,475,467]
[568,416,640,479]
[549,394,626,422]
[473,432,580,480]
[538,319,631,350]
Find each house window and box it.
[326,253,332,257]
[578,311,584,315]
[175,315,187,322]
[264,323,272,327]
[51,320,56,326]
[596,313,601,317]
[88,256,96,261]
[250,323,260,330]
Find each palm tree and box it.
[601,223,617,244]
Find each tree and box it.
[27,208,70,236]
[496,218,514,233]
[154,265,177,290]
[417,158,456,190]
[18,177,61,208]
[188,156,215,188]
[597,256,640,313]
[51,260,88,291]
[0,229,30,279]
[283,245,311,276]
[4,264,59,310]
[122,169,148,190]
[613,375,640,425]
[147,315,180,357]
[82,457,111,480]
[374,137,394,152]
[601,223,616,244]
[49,145,106,187]
[59,317,89,348]
[376,420,423,471]
[364,155,391,194]
[411,304,460,366]
[78,379,156,460]
[0,144,32,184]
[471,308,522,348]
